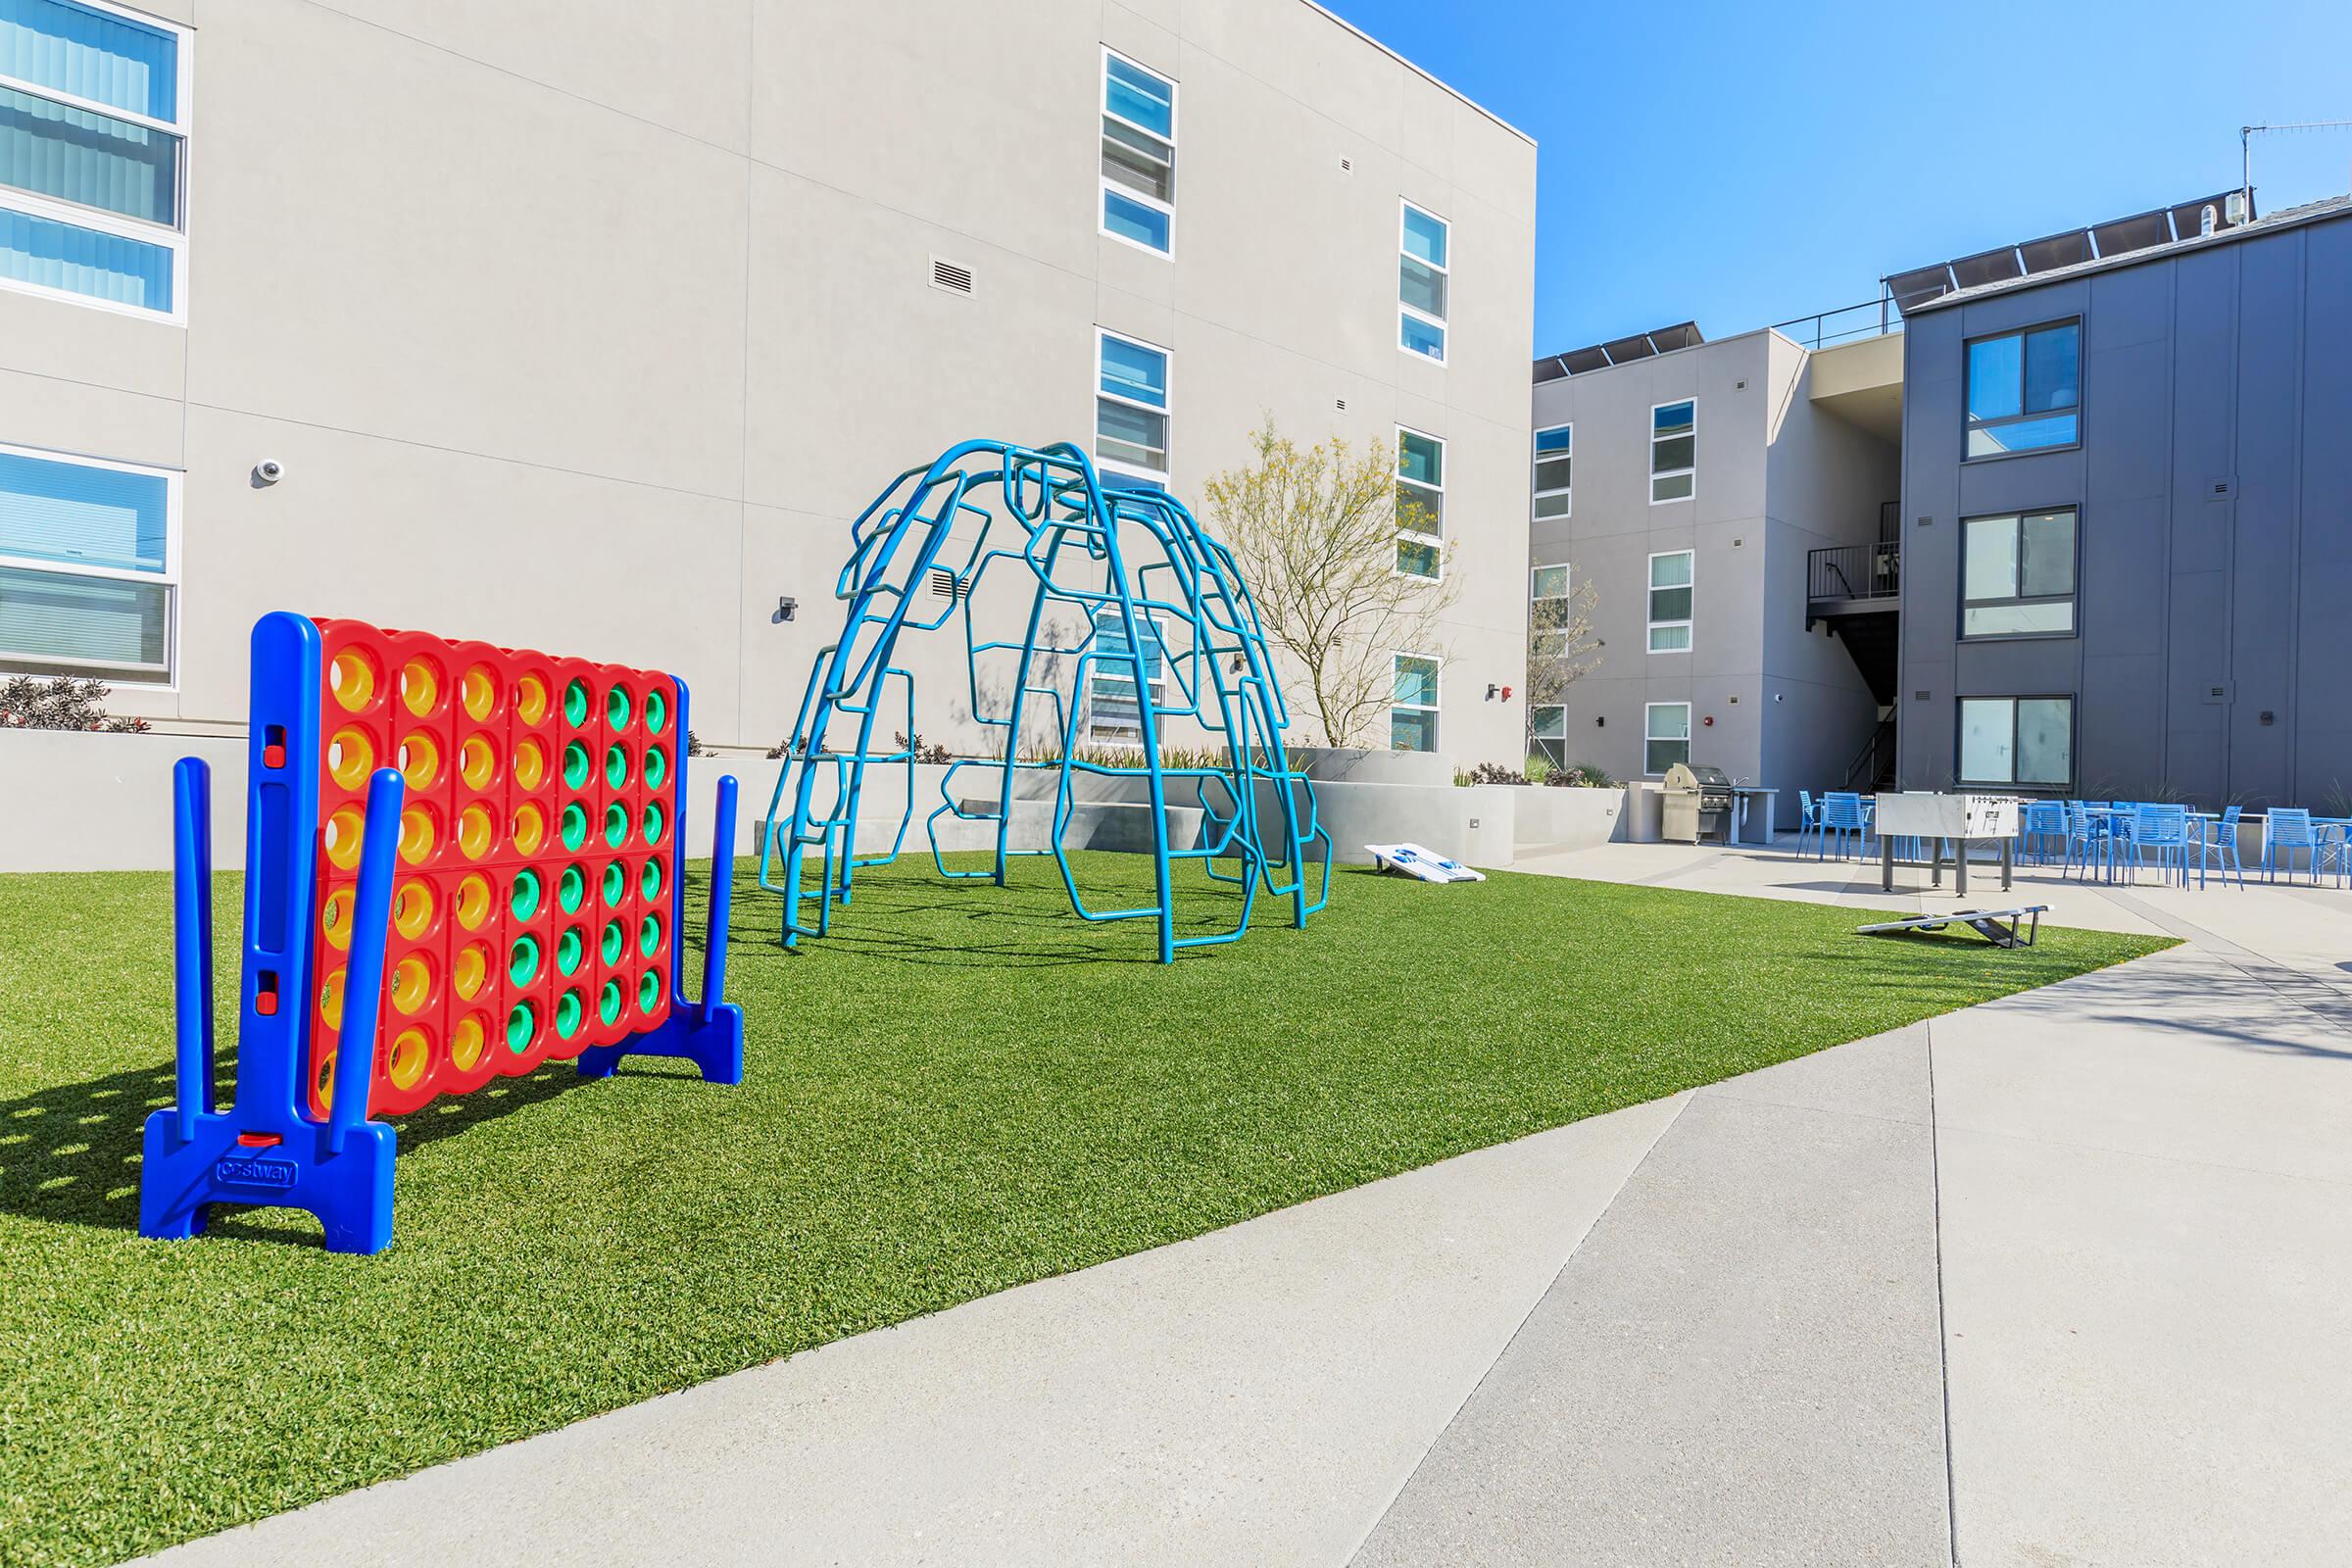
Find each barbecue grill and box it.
[1661,762,1734,843]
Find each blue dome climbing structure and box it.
[758,439,1330,962]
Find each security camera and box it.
[254,460,284,485]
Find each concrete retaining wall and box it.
[2,736,1628,874]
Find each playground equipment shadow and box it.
[0,855,2168,1567]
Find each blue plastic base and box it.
[574,1004,745,1086]
[137,1108,397,1255]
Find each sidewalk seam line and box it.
[1928,1015,1962,1568]
[1337,1089,1695,1568]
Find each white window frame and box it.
[0,0,194,323]
[1530,703,1566,767]
[1646,549,1692,656]
[0,436,183,686]
[1094,325,1171,488]
[1395,423,1445,581]
[1085,602,1166,746]
[1648,398,1695,505]
[1532,422,1571,519]
[1397,200,1448,365]
[1391,650,1441,754]
[1098,46,1176,259]
[1531,563,1571,658]
[1643,702,1691,777]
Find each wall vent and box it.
[1340,157,1352,172]
[2208,477,2234,499]
[929,256,973,295]
[930,569,968,602]
[1335,397,1347,412]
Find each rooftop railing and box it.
[1768,294,1902,352]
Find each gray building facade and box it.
[1528,326,1898,794]
[1894,195,2352,806]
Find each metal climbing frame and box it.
[757,440,1332,962]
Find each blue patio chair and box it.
[2130,805,2189,888]
[2318,818,2352,890]
[1793,790,1822,858]
[1820,792,1869,861]
[2265,808,2320,883]
[2064,801,2113,882]
[2195,805,2245,890]
[2022,801,2068,865]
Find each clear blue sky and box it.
[1320,0,2352,356]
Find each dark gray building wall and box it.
[1896,207,2352,807]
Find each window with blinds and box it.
[0,440,177,681]
[0,0,190,318]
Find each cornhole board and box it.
[1857,905,2046,950]
[1367,843,1486,882]
[1872,792,2020,895]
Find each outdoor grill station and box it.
[1660,762,1778,846]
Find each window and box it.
[1962,508,2077,638]
[1398,202,1447,362]
[1647,550,1691,654]
[1395,426,1444,578]
[0,439,177,681]
[1532,424,1571,519]
[0,0,190,318]
[1958,697,2074,788]
[1649,400,1694,502]
[1087,604,1165,744]
[1965,321,2080,458]
[1531,564,1570,657]
[1095,328,1169,486]
[1392,654,1440,752]
[1100,49,1174,256]
[1643,703,1690,776]
[1530,704,1565,768]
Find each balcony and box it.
[1807,540,1900,612]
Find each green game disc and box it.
[561,802,589,852]
[509,869,541,921]
[555,989,582,1040]
[638,970,661,1012]
[508,935,540,986]
[506,1001,536,1053]
[605,743,628,790]
[563,741,591,790]
[564,678,590,727]
[602,860,625,906]
[599,979,623,1025]
[601,919,625,964]
[639,913,660,957]
[640,858,662,901]
[644,746,667,790]
[643,688,667,734]
[556,926,584,976]
[604,803,628,848]
[559,863,586,912]
[642,801,665,846]
[607,685,632,732]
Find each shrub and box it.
[896,731,954,765]
[0,674,151,734]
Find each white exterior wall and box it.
[0,0,1536,773]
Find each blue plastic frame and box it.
[758,441,1330,962]
[139,614,743,1255]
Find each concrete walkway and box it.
[145,845,2352,1567]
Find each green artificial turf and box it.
[0,853,2168,1565]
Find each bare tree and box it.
[1525,574,1599,764]
[1201,419,1460,747]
